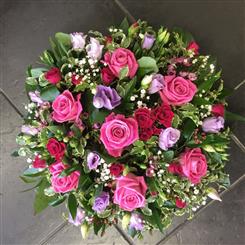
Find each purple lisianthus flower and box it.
[129,213,144,231]
[92,192,110,213]
[29,91,44,106]
[86,37,104,60]
[142,33,155,50]
[21,125,39,136]
[148,74,165,94]
[87,152,100,170]
[93,85,121,110]
[68,208,85,226]
[159,127,180,151]
[70,32,86,50]
[202,116,224,133]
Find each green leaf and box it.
[122,213,131,230]
[23,168,46,177]
[183,118,196,139]
[119,17,129,34]
[119,66,129,80]
[173,27,194,45]
[137,56,158,76]
[192,97,212,105]
[97,209,111,218]
[162,151,174,162]
[94,184,103,197]
[74,82,90,92]
[68,193,77,220]
[40,85,60,101]
[141,206,152,216]
[48,125,67,135]
[60,165,79,177]
[30,68,48,78]
[124,77,137,101]
[49,195,67,207]
[198,71,221,92]
[225,111,245,122]
[91,109,110,124]
[55,32,71,47]
[20,175,40,184]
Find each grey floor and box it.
[0,0,245,244]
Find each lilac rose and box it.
[142,33,155,50]
[87,152,100,170]
[159,127,180,150]
[129,213,144,231]
[92,192,110,213]
[93,85,121,110]
[148,74,165,94]
[21,125,39,136]
[70,32,86,50]
[68,208,85,226]
[86,37,104,60]
[29,91,44,106]
[202,116,224,133]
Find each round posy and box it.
[16,19,232,238]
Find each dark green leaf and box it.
[225,111,245,122]
[183,118,196,139]
[68,193,77,220]
[192,97,212,105]
[119,17,129,34]
[49,195,67,207]
[23,168,46,177]
[162,150,174,162]
[198,71,221,92]
[40,85,60,102]
[137,56,158,76]
[91,109,110,124]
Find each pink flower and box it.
[52,90,83,123]
[101,67,116,85]
[104,48,138,79]
[180,148,207,184]
[162,75,197,106]
[168,163,183,175]
[187,41,199,55]
[113,173,147,211]
[175,198,186,208]
[49,161,80,193]
[100,113,139,157]
[32,155,46,169]
[44,67,62,84]
[212,104,225,117]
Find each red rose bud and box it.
[168,163,183,175]
[134,108,154,128]
[71,74,82,85]
[32,155,46,169]
[175,198,186,209]
[101,67,116,85]
[46,138,66,160]
[109,163,124,177]
[44,67,62,84]
[187,41,199,55]
[152,104,174,128]
[139,127,153,141]
[211,104,225,117]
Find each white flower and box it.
[86,37,104,60]
[70,32,86,50]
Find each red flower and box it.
[168,163,183,175]
[175,198,186,208]
[46,138,66,160]
[109,163,124,177]
[105,36,112,44]
[153,126,162,135]
[101,67,116,85]
[152,104,174,128]
[187,41,199,55]
[71,74,82,85]
[139,127,153,141]
[134,108,154,128]
[32,155,46,169]
[212,104,225,117]
[44,67,62,84]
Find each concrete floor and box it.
[0,0,244,244]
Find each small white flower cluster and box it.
[24,103,38,119]
[210,64,215,73]
[109,28,123,33]
[130,90,150,108]
[95,159,114,184]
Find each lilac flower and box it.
[70,32,86,50]
[129,213,144,231]
[142,33,155,50]
[87,152,100,170]
[202,116,224,133]
[29,91,44,106]
[93,85,121,110]
[68,208,85,226]
[159,127,180,151]
[92,192,110,213]
[86,37,104,60]
[21,125,39,136]
[148,74,165,94]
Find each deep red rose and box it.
[44,67,62,84]
[139,127,153,141]
[175,198,186,208]
[46,138,66,160]
[152,104,174,128]
[134,108,154,129]
[168,163,183,175]
[71,74,82,85]
[153,126,162,135]
[101,67,116,85]
[212,104,225,117]
[32,155,46,169]
[109,163,124,177]
[187,41,199,55]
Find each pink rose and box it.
[180,148,207,184]
[44,67,62,84]
[187,41,199,55]
[162,75,197,105]
[104,48,138,78]
[52,90,83,123]
[113,173,147,211]
[100,113,139,157]
[49,161,80,193]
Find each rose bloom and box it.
[180,148,207,184]
[46,138,66,160]
[44,67,62,84]
[32,155,46,169]
[212,104,225,117]
[187,41,199,55]
[113,173,147,211]
[151,104,174,128]
[134,108,154,128]
[104,48,138,78]
[139,127,153,141]
[109,163,124,177]
[52,90,83,123]
[202,116,224,133]
[101,67,116,85]
[175,198,186,209]
[168,163,183,175]
[162,75,197,106]
[159,127,180,151]
[49,161,80,193]
[100,113,139,157]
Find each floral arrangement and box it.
[15,19,235,238]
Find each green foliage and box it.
[137,56,159,76]
[40,85,60,101]
[68,193,78,220]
